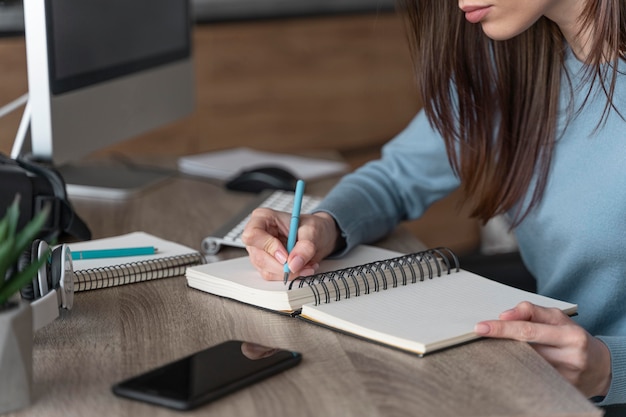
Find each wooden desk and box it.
[8,174,601,417]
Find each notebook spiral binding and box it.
[289,247,459,306]
[74,253,205,291]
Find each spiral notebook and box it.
[69,232,205,291]
[186,246,577,356]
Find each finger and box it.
[242,208,291,241]
[247,246,317,281]
[475,302,573,342]
[298,213,341,262]
[498,301,572,326]
[246,246,285,281]
[475,319,578,347]
[287,239,318,276]
[287,264,318,281]
[242,208,291,262]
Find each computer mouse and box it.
[225,166,298,193]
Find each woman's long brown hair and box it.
[398,0,625,225]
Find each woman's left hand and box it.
[474,301,612,398]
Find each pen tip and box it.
[283,272,289,285]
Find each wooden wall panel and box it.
[0,13,420,158]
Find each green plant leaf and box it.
[6,195,21,238]
[0,196,20,243]
[0,198,50,305]
[14,207,50,255]
[0,208,48,285]
[0,236,16,285]
[0,213,8,242]
[0,251,49,306]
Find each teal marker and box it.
[71,246,157,260]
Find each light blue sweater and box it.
[315,49,626,405]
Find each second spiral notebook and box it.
[186,245,577,355]
[69,231,205,291]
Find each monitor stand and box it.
[10,99,171,200]
[56,160,172,200]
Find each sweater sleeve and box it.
[594,336,626,406]
[314,111,460,253]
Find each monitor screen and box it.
[47,0,190,94]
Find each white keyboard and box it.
[201,190,322,255]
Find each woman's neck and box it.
[544,0,591,61]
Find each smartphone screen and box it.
[112,340,302,410]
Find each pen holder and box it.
[0,300,33,414]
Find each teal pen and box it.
[71,246,157,260]
[284,180,306,285]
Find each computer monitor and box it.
[12,0,195,198]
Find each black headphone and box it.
[17,239,74,331]
[1,153,91,242]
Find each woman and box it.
[242,0,626,404]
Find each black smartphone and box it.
[112,340,302,411]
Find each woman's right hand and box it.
[241,208,341,281]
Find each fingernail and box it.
[289,256,305,273]
[274,251,287,264]
[474,323,490,335]
[298,263,319,277]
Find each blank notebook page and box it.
[300,270,577,354]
